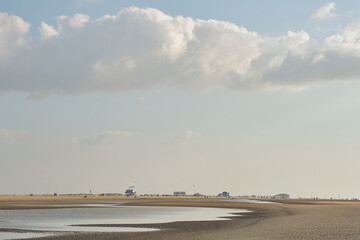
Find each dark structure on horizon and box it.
[218,191,230,197]
[125,186,136,196]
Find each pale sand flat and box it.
[1,196,360,239]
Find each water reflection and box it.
[0,232,55,240]
[0,205,247,239]
[224,198,279,204]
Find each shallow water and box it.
[0,205,247,240]
[0,232,56,240]
[224,198,280,204]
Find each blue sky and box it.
[1,0,360,198]
[3,0,359,39]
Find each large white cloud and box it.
[324,20,360,57]
[1,7,360,95]
[0,12,31,65]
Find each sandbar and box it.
[1,196,360,239]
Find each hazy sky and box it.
[1,0,360,198]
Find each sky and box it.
[1,0,360,198]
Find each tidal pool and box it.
[0,205,248,239]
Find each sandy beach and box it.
[1,196,360,239]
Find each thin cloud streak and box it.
[312,2,336,20]
[72,131,136,144]
[175,130,201,144]
[0,129,28,139]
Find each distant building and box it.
[125,186,136,197]
[273,193,290,199]
[217,191,230,197]
[173,191,186,196]
[125,187,136,196]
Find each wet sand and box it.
[1,196,360,239]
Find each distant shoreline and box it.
[1,196,360,239]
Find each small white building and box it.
[173,191,186,196]
[273,193,290,199]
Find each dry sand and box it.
[1,196,360,239]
